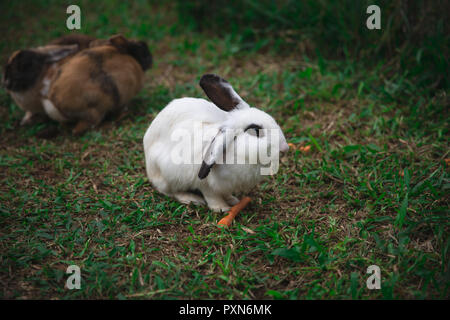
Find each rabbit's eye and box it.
[245,124,263,137]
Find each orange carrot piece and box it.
[299,145,311,153]
[288,143,311,153]
[218,197,251,227]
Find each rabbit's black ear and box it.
[199,74,249,112]
[127,41,152,71]
[198,161,213,180]
[198,127,236,179]
[109,35,152,71]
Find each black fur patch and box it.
[82,51,121,108]
[3,50,47,92]
[199,74,241,111]
[198,161,213,179]
[108,36,152,71]
[126,41,152,71]
[244,124,262,137]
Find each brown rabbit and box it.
[2,34,95,125]
[3,44,79,125]
[42,35,152,135]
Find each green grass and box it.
[0,1,448,299]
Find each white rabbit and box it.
[143,74,289,212]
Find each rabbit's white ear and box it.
[199,74,249,112]
[198,127,235,179]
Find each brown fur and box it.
[3,45,80,125]
[3,34,151,133]
[3,35,97,125]
[45,36,151,135]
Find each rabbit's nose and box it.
[280,142,289,154]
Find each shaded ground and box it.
[0,1,448,299]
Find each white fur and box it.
[42,99,68,122]
[143,97,288,212]
[40,74,52,97]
